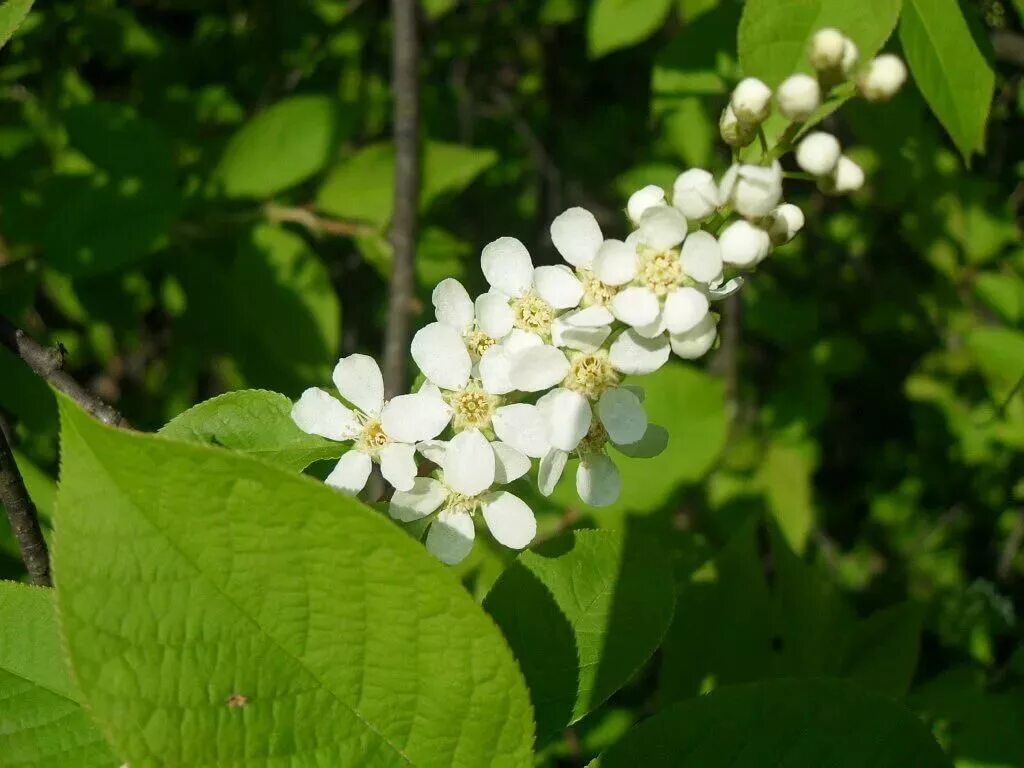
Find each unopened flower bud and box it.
[719,105,756,148]
[831,155,865,193]
[719,219,771,267]
[627,184,666,224]
[672,168,721,220]
[719,161,783,218]
[730,77,772,124]
[795,131,841,176]
[765,203,805,245]
[858,54,907,101]
[841,38,859,76]
[809,28,846,71]
[776,74,820,121]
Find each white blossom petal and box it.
[379,442,417,492]
[539,448,569,496]
[492,403,550,458]
[552,318,612,353]
[679,230,723,284]
[416,439,448,465]
[597,388,648,445]
[537,387,592,452]
[663,286,710,335]
[633,309,667,339]
[550,206,603,267]
[432,278,475,334]
[426,509,475,565]
[609,329,671,375]
[577,454,621,507]
[389,476,447,522]
[292,388,360,441]
[411,321,472,391]
[533,265,584,309]
[672,169,721,221]
[324,450,372,495]
[708,276,745,301]
[627,185,667,224]
[508,345,571,392]
[611,286,661,327]
[669,313,718,360]
[475,292,514,339]
[638,205,688,250]
[380,391,452,443]
[481,236,533,297]
[332,354,385,418]
[562,305,615,327]
[479,345,514,395]
[480,491,537,550]
[443,428,495,496]
[492,441,530,484]
[592,239,638,286]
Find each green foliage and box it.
[53,397,535,767]
[0,0,33,49]
[588,0,674,58]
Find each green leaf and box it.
[844,602,924,698]
[967,326,1024,404]
[53,397,535,767]
[159,390,345,471]
[738,0,902,86]
[483,530,675,741]
[755,438,816,553]
[900,0,995,161]
[975,271,1024,323]
[0,0,33,48]
[588,0,673,58]
[593,679,951,767]
[215,95,339,198]
[0,582,117,767]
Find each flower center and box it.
[578,419,609,455]
[636,246,684,297]
[465,330,497,361]
[446,492,480,516]
[579,268,618,307]
[357,419,389,457]
[565,351,619,399]
[511,292,555,335]
[447,384,499,431]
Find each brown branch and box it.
[0,315,129,428]
[992,30,1024,68]
[263,203,374,238]
[383,0,420,398]
[0,424,50,585]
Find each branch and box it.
[0,424,50,586]
[992,30,1024,68]
[0,315,129,428]
[382,0,420,398]
[263,203,374,238]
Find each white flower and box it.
[822,155,865,194]
[719,161,783,218]
[626,185,666,224]
[841,38,859,76]
[670,313,718,359]
[776,74,820,121]
[859,54,907,101]
[809,27,846,71]
[719,219,771,267]
[389,429,536,564]
[672,169,721,221]
[719,104,756,148]
[795,132,841,176]
[730,77,772,124]
[292,354,450,494]
[765,203,805,245]
[430,278,513,364]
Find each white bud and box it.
[719,161,783,218]
[858,54,907,101]
[831,155,865,193]
[730,77,772,124]
[765,203,805,245]
[719,220,771,267]
[776,74,820,121]
[672,169,721,221]
[809,28,846,71]
[719,104,756,148]
[841,38,859,76]
[627,184,666,224]
[795,131,841,176]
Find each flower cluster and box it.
[291,28,905,565]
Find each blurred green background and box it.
[0,0,1022,765]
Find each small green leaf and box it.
[484,530,675,741]
[967,326,1024,404]
[0,0,33,48]
[975,271,1024,323]
[594,679,951,767]
[900,0,995,161]
[0,582,117,767]
[215,95,339,198]
[159,389,345,471]
[755,438,816,553]
[53,396,535,767]
[588,0,673,58]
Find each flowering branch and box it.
[0,421,50,585]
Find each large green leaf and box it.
[900,0,994,161]
[159,390,345,471]
[53,397,535,767]
[215,95,339,198]
[0,582,117,767]
[483,530,675,741]
[738,0,902,86]
[587,0,673,58]
[593,678,951,766]
[0,0,33,48]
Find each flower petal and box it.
[597,387,647,445]
[611,286,661,327]
[550,206,603,267]
[292,388,360,441]
[562,306,615,327]
[576,454,621,507]
[708,276,745,301]
[443,428,495,496]
[480,491,537,550]
[426,509,475,565]
[379,442,417,492]
[679,230,723,284]
[416,439,448,465]
[493,441,531,484]
[627,185,666,224]
[609,329,671,375]
[538,449,569,496]
[537,387,592,452]
[411,321,472,391]
[432,278,475,334]
[638,205,687,250]
[492,403,550,458]
[552,319,611,353]
[669,313,718,360]
[475,292,514,339]
[324,450,372,495]
[332,354,385,417]
[534,265,584,310]
[481,236,533,297]
[389,476,447,522]
[592,239,638,286]
[633,308,667,339]
[508,345,571,392]
[380,390,453,443]
[663,286,710,335]
[478,345,514,395]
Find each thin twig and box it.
[0,315,129,428]
[264,203,374,238]
[382,0,420,398]
[997,508,1024,582]
[0,425,50,585]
